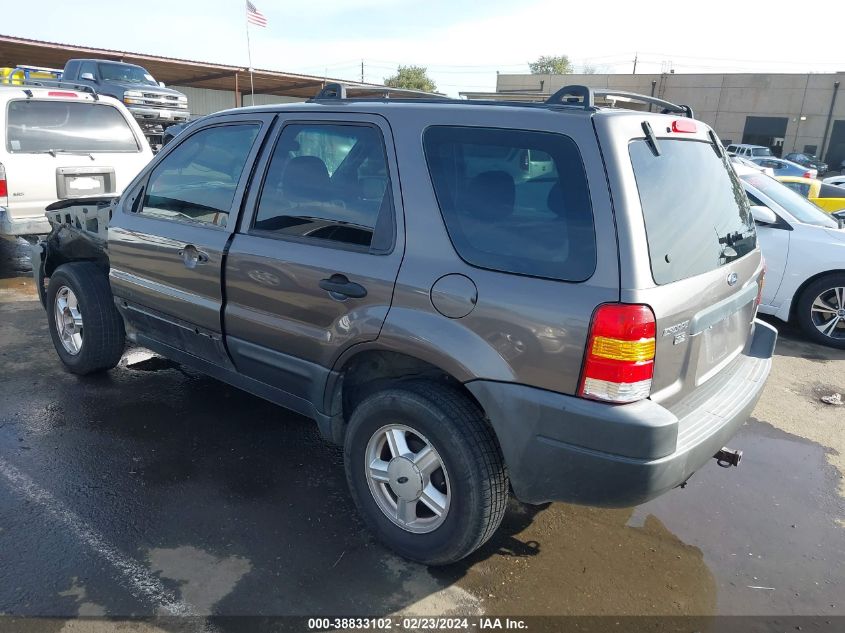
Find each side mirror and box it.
[750,205,777,225]
[158,81,166,88]
[80,72,95,81]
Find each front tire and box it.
[47,262,126,374]
[795,273,845,349]
[344,381,508,565]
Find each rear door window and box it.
[629,139,756,284]
[252,123,394,249]
[6,100,139,153]
[423,126,596,282]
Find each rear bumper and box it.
[0,208,50,236]
[466,318,777,507]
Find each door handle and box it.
[319,274,367,300]
[178,244,209,269]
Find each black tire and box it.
[46,262,126,374]
[795,273,845,349]
[344,380,508,565]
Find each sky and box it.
[9,0,845,96]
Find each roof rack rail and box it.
[8,78,100,101]
[310,81,449,101]
[545,84,694,118]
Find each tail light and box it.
[579,304,656,404]
[756,259,766,307]
[0,163,7,206]
[803,171,812,179]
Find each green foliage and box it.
[529,55,573,75]
[384,65,437,92]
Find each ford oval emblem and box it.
[727,272,739,287]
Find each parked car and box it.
[784,152,828,175]
[732,155,774,176]
[0,85,153,237]
[736,165,845,347]
[822,174,845,188]
[33,84,775,565]
[61,59,190,149]
[726,143,773,158]
[750,156,816,179]
[775,176,845,213]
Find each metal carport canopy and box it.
[0,34,419,99]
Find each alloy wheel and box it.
[364,424,451,534]
[54,285,84,355]
[810,286,845,340]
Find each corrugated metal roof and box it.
[0,34,406,99]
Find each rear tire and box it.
[344,380,508,565]
[795,273,845,349]
[47,262,126,374]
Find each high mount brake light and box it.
[47,91,79,98]
[671,119,697,133]
[579,304,656,404]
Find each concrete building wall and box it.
[494,72,845,163]
[172,85,305,117]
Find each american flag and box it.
[246,1,267,27]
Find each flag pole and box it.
[245,8,255,106]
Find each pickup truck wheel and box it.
[47,263,126,374]
[796,273,845,349]
[344,381,508,565]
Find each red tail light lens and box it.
[47,91,79,98]
[803,171,812,179]
[579,304,656,403]
[0,164,7,201]
[671,120,697,133]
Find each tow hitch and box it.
[714,447,742,468]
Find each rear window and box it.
[630,139,756,285]
[751,147,772,157]
[5,100,139,153]
[423,126,596,282]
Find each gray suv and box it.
[35,84,776,565]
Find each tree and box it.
[384,65,437,92]
[529,55,573,75]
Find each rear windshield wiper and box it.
[36,149,95,160]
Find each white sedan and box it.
[735,165,845,348]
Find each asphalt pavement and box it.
[0,237,843,630]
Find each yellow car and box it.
[775,176,845,213]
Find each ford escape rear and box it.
[35,84,775,564]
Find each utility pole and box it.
[361,60,364,83]
[633,52,638,75]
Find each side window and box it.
[423,126,596,282]
[252,123,393,249]
[139,124,259,227]
[79,61,97,78]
